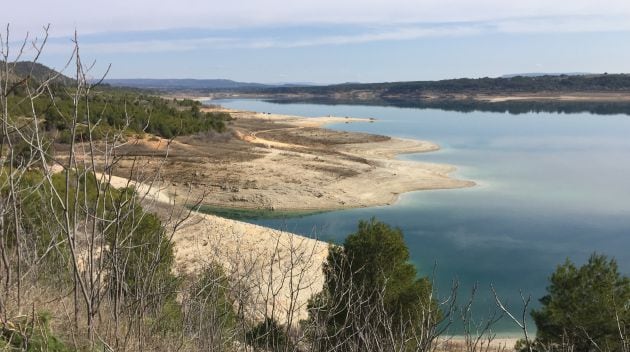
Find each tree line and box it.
[254,74,630,96]
[268,97,630,116]
[6,77,230,141]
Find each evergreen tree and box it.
[530,254,630,352]
[309,218,436,351]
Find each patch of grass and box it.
[0,312,71,352]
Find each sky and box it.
[4,0,630,83]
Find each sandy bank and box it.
[103,174,523,349]
[436,337,519,352]
[475,92,630,103]
[104,173,328,324]
[171,211,328,323]
[200,91,630,105]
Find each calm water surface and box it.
[210,99,630,334]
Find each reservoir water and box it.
[209,99,630,334]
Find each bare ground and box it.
[71,108,473,212]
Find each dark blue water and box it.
[211,99,630,335]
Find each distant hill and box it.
[103,78,313,91]
[9,62,630,102]
[6,61,74,85]
[237,73,630,97]
[500,72,593,78]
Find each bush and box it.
[0,171,71,279]
[8,138,53,168]
[529,253,630,352]
[55,124,117,144]
[309,218,437,350]
[0,312,70,352]
[246,318,289,351]
[104,188,177,307]
[186,264,236,349]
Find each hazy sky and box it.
[5,0,630,83]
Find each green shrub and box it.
[529,253,630,352]
[309,218,438,350]
[55,124,118,144]
[246,318,289,351]
[0,312,70,352]
[104,189,177,309]
[0,170,71,279]
[187,264,236,349]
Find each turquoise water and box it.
[210,99,630,334]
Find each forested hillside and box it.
[260,74,630,95]
[5,62,231,140]
[2,61,75,85]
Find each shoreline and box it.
[190,91,630,104]
[131,106,475,213]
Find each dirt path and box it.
[242,126,307,149]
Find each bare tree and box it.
[0,25,196,350]
[492,286,532,352]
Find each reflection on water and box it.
[208,99,630,334]
[269,97,630,116]
[194,204,327,221]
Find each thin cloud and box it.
[43,37,235,54]
[249,25,485,48]
[28,23,485,54]
[30,15,630,55]
[495,15,630,34]
[6,0,630,38]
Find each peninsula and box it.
[104,106,474,213]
